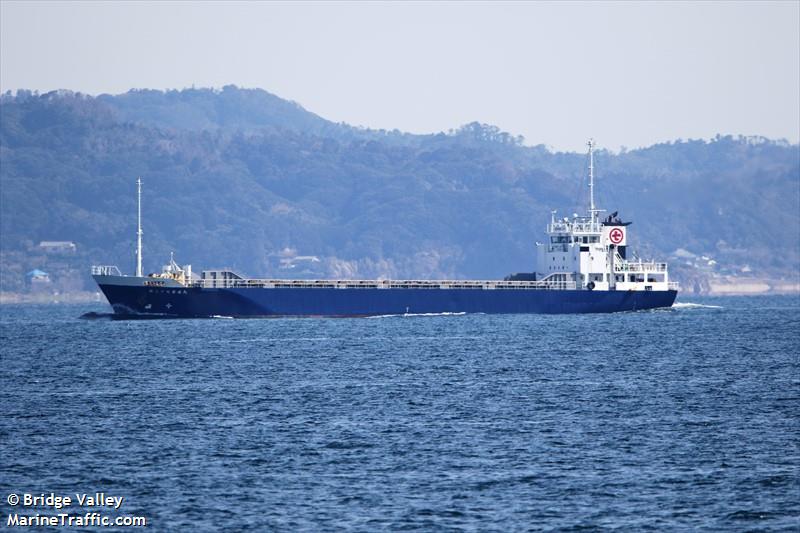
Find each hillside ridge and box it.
[1,87,798,294]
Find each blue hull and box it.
[98,284,678,317]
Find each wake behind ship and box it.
[91,140,678,317]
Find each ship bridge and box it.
[534,140,676,293]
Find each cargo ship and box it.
[91,140,678,317]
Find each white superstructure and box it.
[534,140,677,293]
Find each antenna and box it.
[136,178,143,277]
[587,138,596,219]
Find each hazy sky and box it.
[1,1,798,152]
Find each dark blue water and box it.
[2,296,799,531]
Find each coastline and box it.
[696,276,800,296]
[0,291,104,305]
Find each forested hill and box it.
[1,87,798,293]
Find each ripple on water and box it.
[1,296,799,530]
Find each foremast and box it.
[92,178,193,284]
[136,177,143,278]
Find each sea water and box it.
[1,295,798,530]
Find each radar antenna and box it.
[136,178,143,277]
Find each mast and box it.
[587,138,597,221]
[136,178,143,277]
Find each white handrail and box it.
[91,265,122,276]
[190,278,578,291]
[615,260,668,273]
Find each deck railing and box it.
[91,265,122,276]
[615,260,668,273]
[190,278,578,291]
[548,221,602,234]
